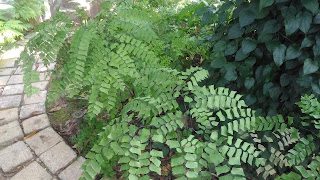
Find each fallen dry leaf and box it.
[49,106,62,112]
[24,130,37,140]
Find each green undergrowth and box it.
[19,0,320,179]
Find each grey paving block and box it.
[0,121,24,148]
[58,157,86,180]
[22,114,50,135]
[23,91,47,105]
[20,103,45,119]
[10,161,52,180]
[0,59,16,68]
[25,127,63,156]
[14,66,24,75]
[40,142,77,174]
[2,84,24,95]
[0,95,21,109]
[37,63,56,72]
[32,81,49,91]
[39,73,50,81]
[0,141,33,173]
[0,76,9,85]
[7,75,23,84]
[0,46,24,59]
[0,108,18,126]
[0,68,15,76]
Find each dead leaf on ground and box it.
[49,106,62,112]
[24,130,37,140]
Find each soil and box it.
[46,97,87,150]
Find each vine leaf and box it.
[228,23,244,39]
[242,38,257,54]
[273,44,287,66]
[299,11,312,34]
[303,58,319,75]
[239,9,256,28]
[301,0,319,14]
[259,0,274,10]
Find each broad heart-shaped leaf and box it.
[224,69,238,81]
[313,44,320,57]
[280,73,290,87]
[242,38,257,54]
[273,44,287,66]
[303,58,319,75]
[269,86,281,100]
[245,94,256,106]
[210,56,226,68]
[286,45,301,60]
[299,11,312,34]
[236,48,249,61]
[262,19,281,34]
[244,77,255,90]
[301,0,319,14]
[285,15,302,36]
[228,23,244,39]
[259,0,274,10]
[239,9,256,28]
[225,41,238,56]
[301,37,315,48]
[314,13,320,24]
[213,40,227,52]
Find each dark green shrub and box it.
[204,0,320,116]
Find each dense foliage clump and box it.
[0,0,45,47]
[18,0,320,179]
[205,0,320,116]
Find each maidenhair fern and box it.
[81,66,320,179]
[18,0,320,179]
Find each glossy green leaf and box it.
[285,45,301,60]
[239,9,256,27]
[228,23,244,39]
[303,58,319,75]
[301,0,319,14]
[273,44,287,66]
[259,0,274,10]
[242,38,257,54]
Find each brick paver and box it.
[25,127,63,156]
[0,108,19,126]
[39,142,77,174]
[0,141,33,172]
[0,39,85,179]
[0,121,24,148]
[22,114,50,135]
[58,157,86,180]
[10,161,53,180]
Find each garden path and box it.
[0,37,85,180]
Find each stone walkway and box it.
[0,42,85,180]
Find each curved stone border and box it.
[0,42,85,180]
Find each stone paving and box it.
[0,44,85,179]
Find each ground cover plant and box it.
[0,0,45,48]
[18,0,320,179]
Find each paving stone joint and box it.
[0,45,85,180]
